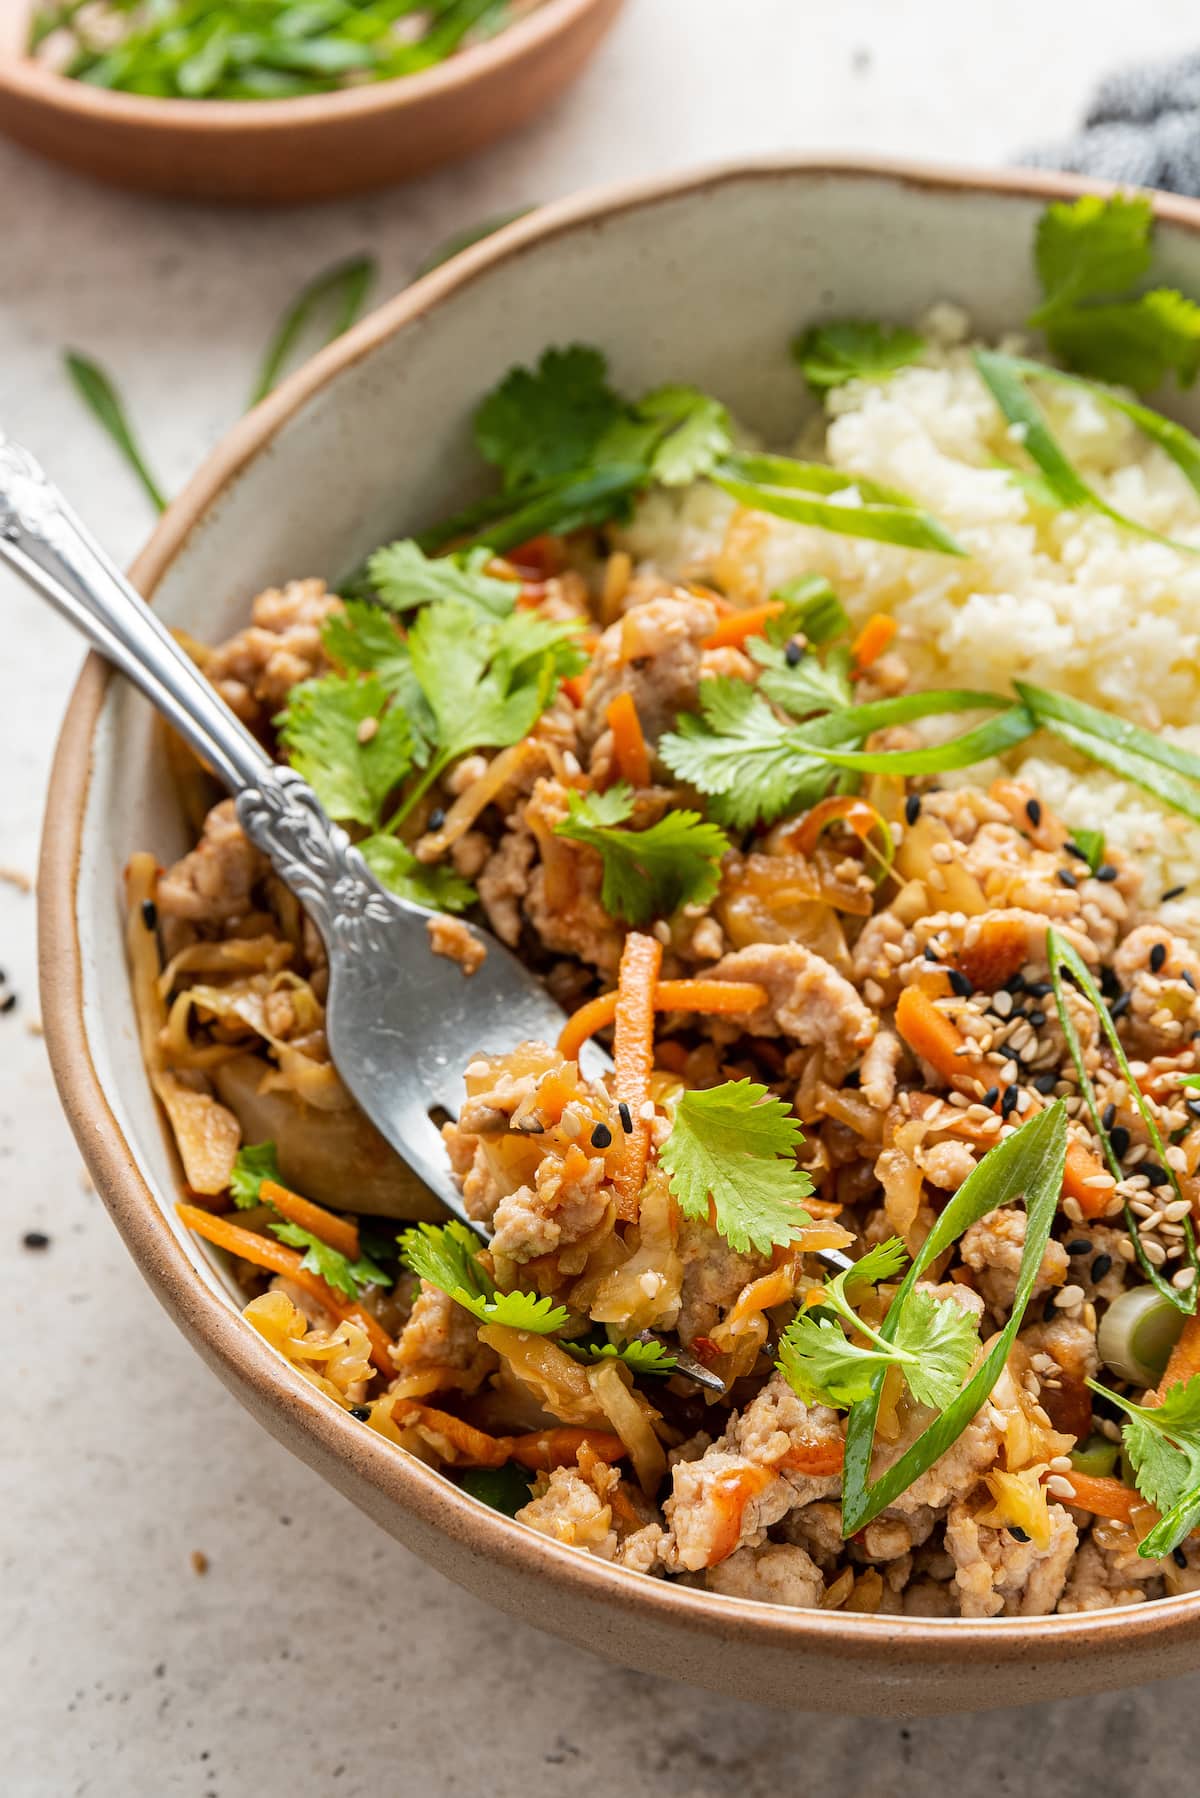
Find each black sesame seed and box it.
[1095,864,1119,882]
[784,638,804,667]
[0,992,15,1015]
[1026,981,1053,999]
[1042,1294,1058,1322]
[1033,1073,1058,1095]
[1066,1238,1093,1256]
[1100,966,1121,999]
[948,969,974,998]
[1004,972,1027,995]
[617,1101,633,1134]
[141,898,158,930]
[843,1069,861,1089]
[1143,1163,1170,1188]
[1064,841,1090,863]
[349,1406,371,1422]
[590,1122,613,1149]
[1110,1125,1131,1159]
[1175,1547,1190,1569]
[1090,1252,1113,1281]
[1164,885,1187,903]
[428,807,446,832]
[1187,1100,1200,1121]
[1028,1009,1046,1029]
[1057,867,1078,889]
[924,946,941,964]
[1101,1103,1116,1131]
[1008,1526,1031,1544]
[1150,942,1168,974]
[982,1086,1000,1108]
[1001,1084,1020,1118]
[22,1231,50,1251]
[1110,991,1132,1019]
[999,1042,1023,1062]
[1183,971,1197,992]
[1025,798,1042,827]
[904,793,922,826]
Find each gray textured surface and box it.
[5,0,1200,1789]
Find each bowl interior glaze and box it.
[41,161,1200,1712]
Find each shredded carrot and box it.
[894,984,985,1096]
[793,793,890,863]
[1062,1140,1114,1221]
[392,1402,511,1467]
[506,1428,627,1472]
[561,671,591,708]
[611,931,662,1219]
[260,1178,360,1262]
[850,612,897,672]
[178,1202,393,1375]
[701,601,785,651]
[558,976,767,1063]
[1053,1471,1138,1524]
[1156,1311,1200,1403]
[605,691,651,789]
[654,1039,690,1075]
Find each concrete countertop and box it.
[5,1,1200,1789]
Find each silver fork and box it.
[1,435,849,1375]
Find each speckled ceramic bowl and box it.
[0,0,623,203]
[38,159,1200,1712]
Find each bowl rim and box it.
[1,0,609,129]
[38,152,1200,1668]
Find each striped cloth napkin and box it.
[1023,50,1200,197]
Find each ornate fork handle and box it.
[0,430,421,944]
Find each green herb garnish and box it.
[229,1139,282,1209]
[710,451,967,557]
[1017,682,1200,829]
[553,783,728,926]
[269,1219,389,1301]
[398,1220,571,1334]
[64,350,167,513]
[1046,925,1199,1313]
[1068,827,1106,874]
[367,540,517,619]
[792,320,926,393]
[840,1103,1067,1536]
[250,253,375,407]
[562,1338,679,1376]
[659,1079,814,1255]
[1085,1374,1200,1559]
[779,1238,981,1411]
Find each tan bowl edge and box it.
[37,155,1200,1709]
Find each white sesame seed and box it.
[356,715,379,744]
[1173,1267,1198,1290]
[931,842,953,864]
[1166,1145,1189,1173]
[465,1060,490,1080]
[992,991,1014,1019]
[1046,1475,1076,1499]
[1144,1240,1168,1267]
[1117,1238,1137,1262]
[1062,1197,1083,1223]
[927,867,947,892]
[1057,1284,1085,1310]
[864,980,884,1006]
[1048,1455,1074,1474]
[1164,1198,1193,1222]
[1083,1173,1115,1190]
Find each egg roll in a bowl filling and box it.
[129,194,1200,1619]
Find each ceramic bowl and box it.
[39,158,1200,1713]
[0,0,623,203]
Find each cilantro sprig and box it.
[792,320,927,393]
[553,783,728,925]
[562,1338,679,1376]
[778,1237,980,1412]
[1087,1374,1200,1559]
[366,540,517,619]
[229,1140,282,1209]
[398,1221,571,1334]
[227,1141,388,1301]
[658,1079,814,1255]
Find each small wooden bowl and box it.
[0,0,623,203]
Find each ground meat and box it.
[960,1205,1069,1312]
[945,1499,1078,1617]
[706,1541,826,1607]
[859,1028,900,1111]
[961,823,1092,922]
[777,1500,844,1570]
[489,1149,610,1268]
[206,578,340,728]
[477,825,536,948]
[515,1462,619,1557]
[579,592,720,752]
[851,910,908,1000]
[426,913,486,975]
[916,1138,978,1192]
[675,1218,769,1345]
[520,779,624,976]
[851,1507,938,1563]
[1111,923,1200,1054]
[1058,1529,1165,1611]
[158,799,268,937]
[708,942,877,1080]
[906,906,1100,976]
[391,1282,498,1393]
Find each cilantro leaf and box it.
[320,603,436,766]
[792,320,925,393]
[358,834,476,913]
[229,1140,281,1210]
[407,601,581,768]
[398,1221,570,1334]
[659,1079,814,1255]
[277,672,415,829]
[752,637,853,718]
[1067,826,1106,874]
[474,344,625,489]
[765,575,850,648]
[638,385,733,486]
[561,1338,679,1376]
[1087,1375,1200,1558]
[1033,194,1155,317]
[1030,193,1200,391]
[778,1235,980,1414]
[554,782,728,925]
[269,1221,389,1301]
[658,678,831,829]
[367,539,517,618]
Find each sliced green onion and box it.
[250,253,377,408]
[63,351,167,513]
[1016,682,1200,827]
[711,452,967,558]
[1097,1284,1187,1386]
[792,703,1037,777]
[1046,925,1199,1313]
[1002,355,1200,502]
[1070,1433,1120,1479]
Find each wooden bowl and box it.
[38,158,1200,1711]
[0,0,623,203]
